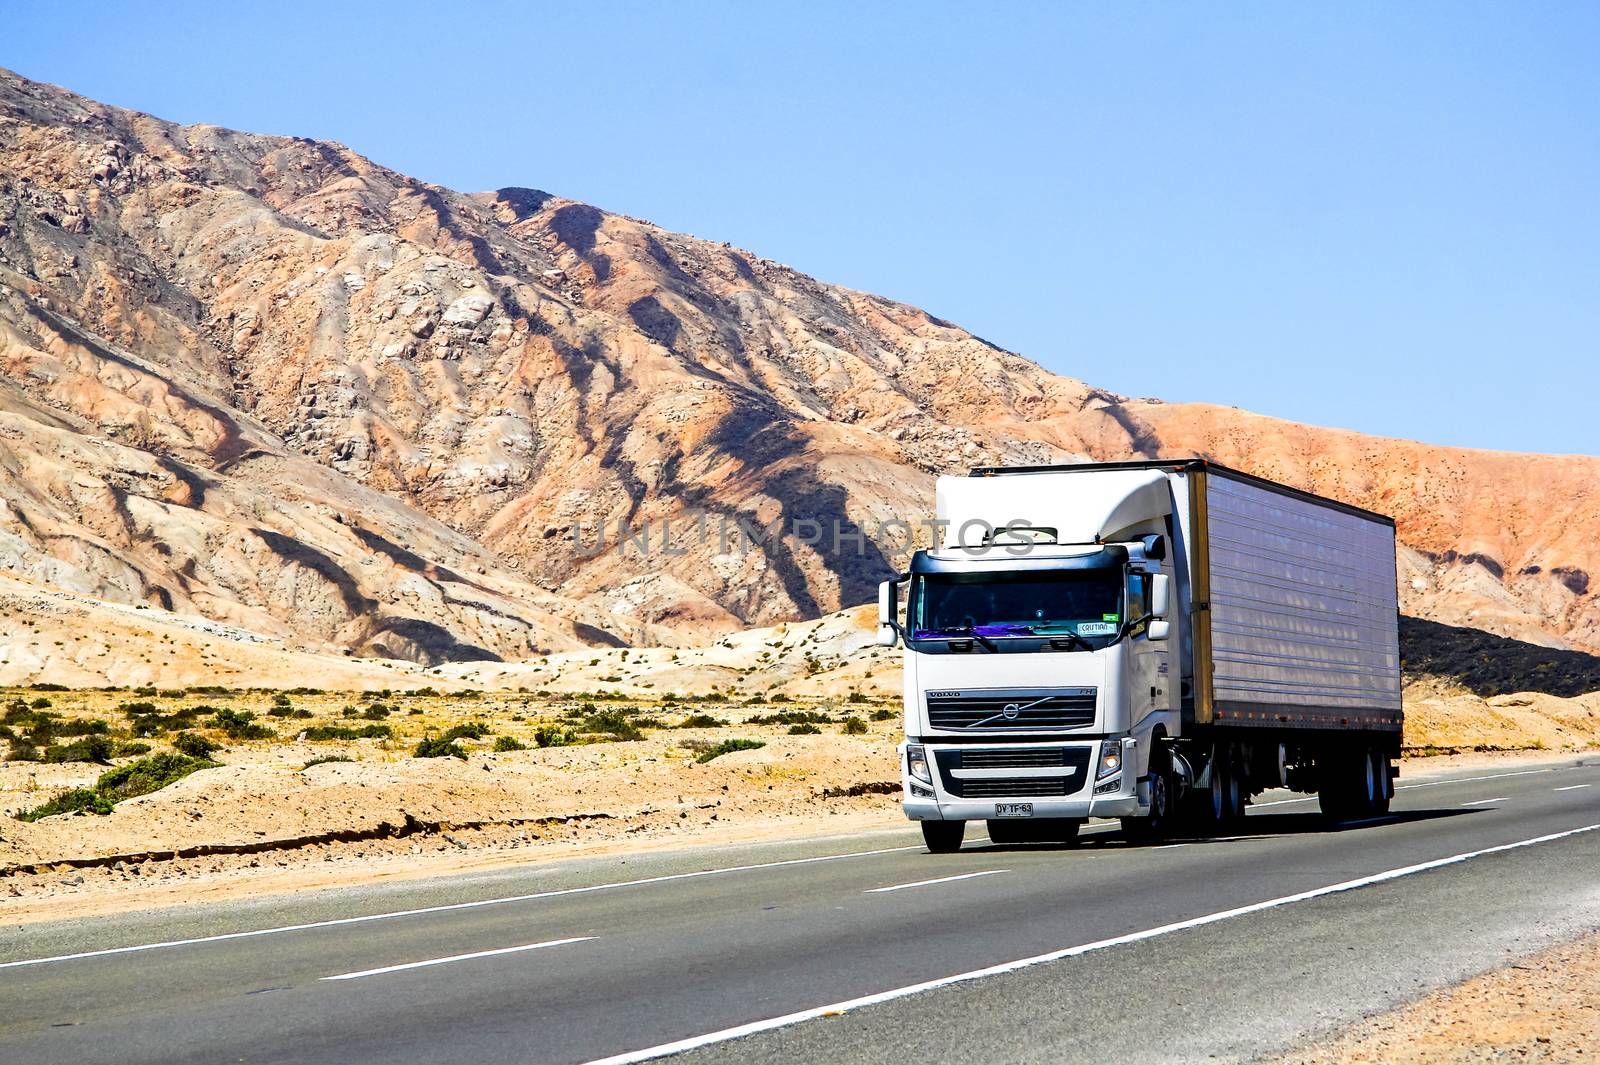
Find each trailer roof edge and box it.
[966,458,1397,527]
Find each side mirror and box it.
[877,578,903,647]
[1150,573,1171,619]
[1147,619,1170,642]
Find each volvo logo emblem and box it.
[1001,702,1021,719]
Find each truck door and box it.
[1126,567,1169,726]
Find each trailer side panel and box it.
[1204,471,1401,732]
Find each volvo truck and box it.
[878,459,1402,852]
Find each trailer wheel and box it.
[1205,743,1244,827]
[1122,747,1174,843]
[921,820,965,853]
[1223,743,1247,823]
[1370,749,1393,815]
[1318,748,1379,820]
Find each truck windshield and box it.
[908,568,1124,646]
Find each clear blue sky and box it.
[6,2,1597,455]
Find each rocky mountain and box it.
[0,65,1595,674]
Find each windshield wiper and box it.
[1046,632,1096,652]
[913,626,998,652]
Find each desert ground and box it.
[1278,930,1600,1063]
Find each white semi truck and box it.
[878,459,1402,852]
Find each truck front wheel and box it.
[1122,748,1174,843]
[921,820,966,853]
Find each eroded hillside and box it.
[1,65,1596,666]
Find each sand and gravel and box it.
[1279,931,1600,1063]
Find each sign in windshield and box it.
[909,569,1123,645]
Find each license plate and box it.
[994,803,1034,818]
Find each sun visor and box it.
[935,469,1173,547]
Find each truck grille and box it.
[926,689,1096,731]
[932,747,1092,799]
[959,747,1069,769]
[958,778,1076,799]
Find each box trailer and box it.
[879,458,1402,852]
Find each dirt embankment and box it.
[1278,931,1600,1063]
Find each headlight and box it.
[1097,740,1124,780]
[907,744,932,784]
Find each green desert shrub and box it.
[678,714,726,728]
[841,716,868,735]
[171,731,219,758]
[787,723,821,736]
[207,708,274,740]
[54,718,111,737]
[96,753,219,803]
[42,735,116,764]
[493,735,527,752]
[303,724,391,742]
[871,709,896,722]
[579,708,641,741]
[694,739,766,763]
[19,753,223,817]
[413,736,467,760]
[745,710,833,726]
[16,788,113,820]
[302,755,353,770]
[441,721,490,742]
[534,725,575,748]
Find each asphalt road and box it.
[2,756,1597,1065]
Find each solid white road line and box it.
[1555,784,1593,792]
[0,845,921,971]
[1252,766,1565,809]
[579,822,1600,1065]
[321,937,593,981]
[1461,797,1509,806]
[866,870,1007,894]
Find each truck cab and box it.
[882,468,1183,850]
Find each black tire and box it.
[1317,771,1348,820]
[1223,743,1247,823]
[1370,749,1393,815]
[1318,748,1380,820]
[921,820,965,853]
[1122,746,1174,843]
[1204,743,1243,828]
[986,818,1081,845]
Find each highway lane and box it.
[1,756,1596,1064]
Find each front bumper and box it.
[901,738,1146,820]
